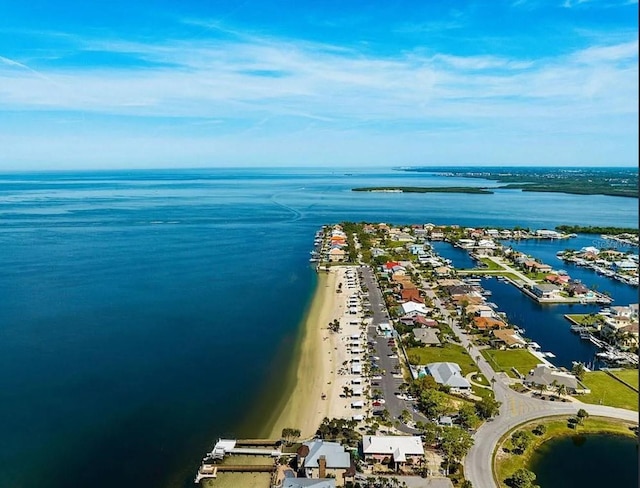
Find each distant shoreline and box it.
[352,186,493,194]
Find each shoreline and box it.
[260,269,334,439]
[260,265,367,440]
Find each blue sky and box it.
[0,0,637,169]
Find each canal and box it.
[432,238,637,369]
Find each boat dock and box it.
[194,439,281,484]
[194,464,275,483]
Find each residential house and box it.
[434,265,453,277]
[329,248,346,262]
[424,362,471,391]
[472,316,506,331]
[546,274,570,285]
[401,301,430,317]
[401,288,423,303]
[490,328,526,349]
[524,365,590,394]
[467,304,494,317]
[565,282,590,297]
[362,436,424,470]
[531,283,561,299]
[297,440,354,486]
[413,315,438,327]
[413,328,440,346]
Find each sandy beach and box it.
[265,266,368,440]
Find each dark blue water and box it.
[430,241,478,269]
[0,168,637,487]
[504,236,638,305]
[480,278,601,369]
[530,434,638,488]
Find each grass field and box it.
[494,416,637,488]
[407,343,477,375]
[580,371,639,411]
[609,369,639,390]
[481,349,541,377]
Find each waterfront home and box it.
[467,304,494,317]
[362,435,425,470]
[434,265,453,277]
[424,362,471,391]
[535,229,562,239]
[565,282,590,297]
[472,316,506,331]
[430,231,445,240]
[546,274,571,285]
[413,328,441,346]
[329,248,346,262]
[524,365,590,394]
[283,478,336,488]
[490,328,526,349]
[522,260,553,273]
[297,440,354,486]
[531,283,562,300]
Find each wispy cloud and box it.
[0,22,637,167]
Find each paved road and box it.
[421,285,638,488]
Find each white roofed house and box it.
[362,435,425,471]
[401,301,430,317]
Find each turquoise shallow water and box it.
[0,168,637,487]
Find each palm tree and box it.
[555,382,568,400]
[536,383,547,398]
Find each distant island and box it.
[352,186,493,194]
[396,167,639,198]
[555,225,639,236]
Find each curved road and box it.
[423,287,638,488]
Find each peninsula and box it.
[196,222,638,488]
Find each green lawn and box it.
[610,369,639,390]
[407,343,476,375]
[481,349,541,377]
[580,371,639,411]
[478,258,503,270]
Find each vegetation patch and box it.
[407,343,476,375]
[609,369,639,390]
[494,416,637,488]
[481,349,541,378]
[580,371,639,411]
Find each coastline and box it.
[261,270,334,439]
[260,266,363,440]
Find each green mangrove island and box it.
[398,166,639,198]
[352,186,493,194]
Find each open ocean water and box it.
[0,168,637,487]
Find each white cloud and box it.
[0,29,637,167]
